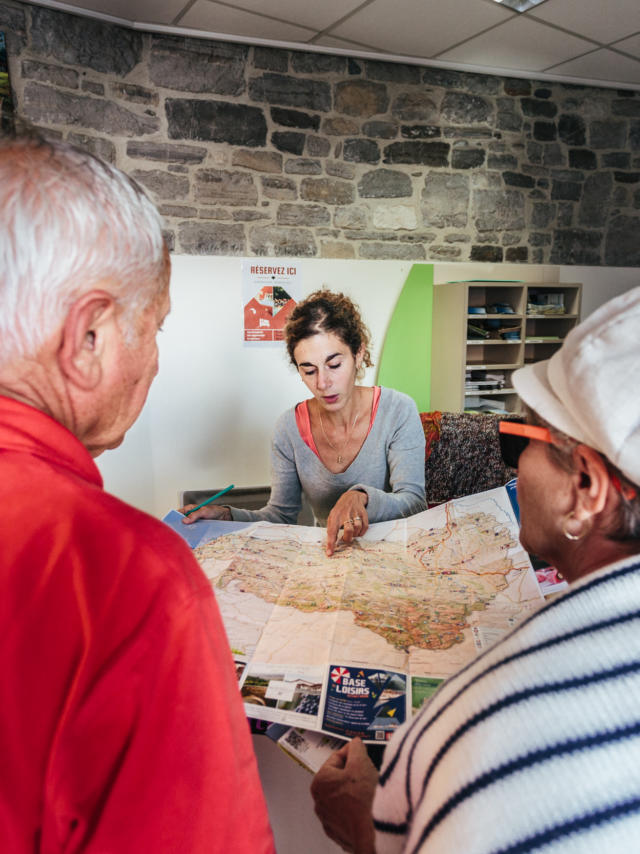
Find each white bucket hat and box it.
[512,286,640,487]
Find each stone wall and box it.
[2,0,640,265]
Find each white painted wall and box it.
[98,256,639,518]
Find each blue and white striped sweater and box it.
[373,555,640,854]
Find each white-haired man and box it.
[0,136,275,853]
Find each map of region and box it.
[194,487,543,739]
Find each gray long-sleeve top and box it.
[230,387,426,527]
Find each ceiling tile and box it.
[613,34,640,61]
[328,0,515,58]
[209,0,364,32]
[550,48,640,85]
[529,0,640,46]
[179,0,316,42]
[438,16,595,71]
[54,0,187,24]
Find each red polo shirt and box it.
[0,396,274,853]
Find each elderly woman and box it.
[182,290,426,555]
[311,287,640,853]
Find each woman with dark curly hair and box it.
[182,289,426,555]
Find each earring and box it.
[562,511,587,542]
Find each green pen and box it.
[184,484,235,516]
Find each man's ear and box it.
[572,444,610,521]
[58,290,117,390]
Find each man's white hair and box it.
[0,135,167,368]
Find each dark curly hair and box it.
[284,290,373,376]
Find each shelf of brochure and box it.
[431,280,581,413]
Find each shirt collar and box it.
[0,395,103,488]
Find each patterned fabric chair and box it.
[420,411,522,506]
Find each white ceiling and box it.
[32,0,640,90]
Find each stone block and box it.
[391,92,438,122]
[320,240,356,258]
[306,136,331,157]
[271,107,320,130]
[150,37,247,95]
[445,233,471,243]
[365,61,420,84]
[335,80,389,117]
[602,152,630,168]
[194,169,258,207]
[428,245,462,260]
[261,176,297,200]
[611,99,640,118]
[569,149,596,170]
[277,203,330,226]
[358,242,425,260]
[372,205,417,230]
[364,121,399,139]
[326,160,356,179]
[300,177,354,205]
[291,52,345,75]
[505,246,528,262]
[422,173,469,228]
[159,204,198,217]
[452,148,485,169]
[503,171,535,188]
[272,131,305,155]
[249,73,331,112]
[127,141,207,164]
[111,82,159,106]
[0,2,27,50]
[557,202,574,227]
[473,189,525,231]
[533,121,557,141]
[30,7,142,75]
[254,46,288,72]
[21,60,78,89]
[442,92,492,124]
[232,209,271,222]
[531,202,556,228]
[284,158,322,174]
[521,98,557,118]
[422,68,499,95]
[589,120,627,149]
[504,78,531,97]
[249,225,317,256]
[551,180,581,201]
[384,141,449,166]
[178,222,246,255]
[131,169,189,201]
[550,228,602,264]
[614,171,640,184]
[630,121,640,151]
[232,149,283,172]
[24,83,159,137]
[496,112,523,132]
[334,206,368,229]
[487,153,518,170]
[358,168,412,198]
[343,138,380,163]
[470,245,503,262]
[401,125,441,139]
[166,99,267,147]
[542,143,565,167]
[578,172,612,228]
[558,114,586,146]
[67,133,116,162]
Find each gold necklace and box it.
[319,408,360,465]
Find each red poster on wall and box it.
[242,262,301,345]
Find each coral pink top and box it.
[295,386,382,458]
